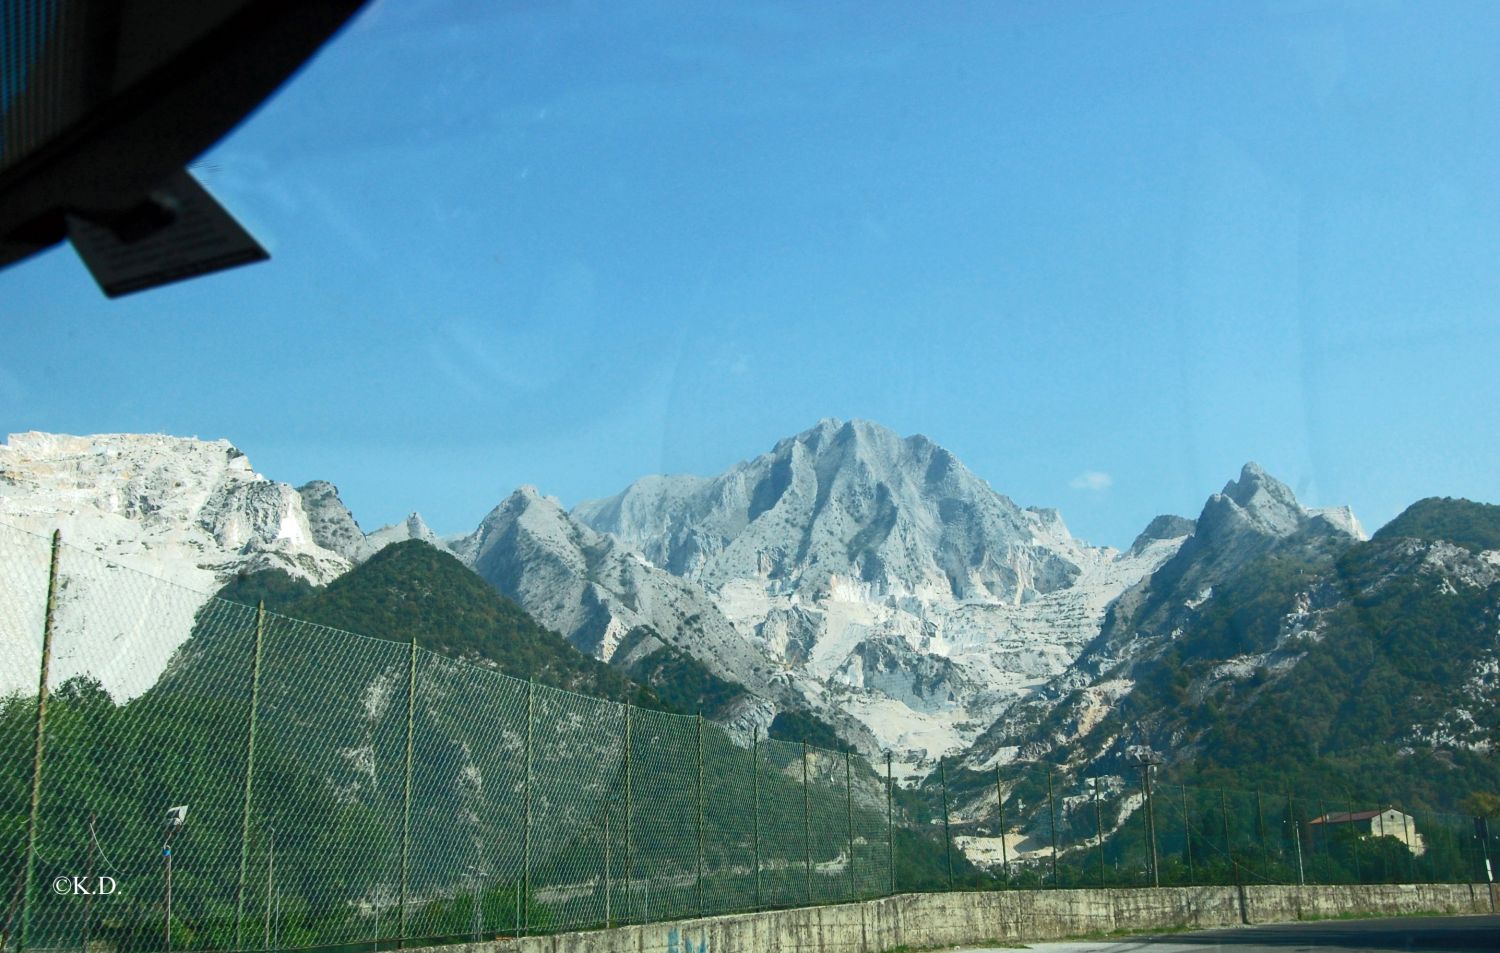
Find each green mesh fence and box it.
[962,761,1499,893]
[0,525,905,953]
[3,523,1497,953]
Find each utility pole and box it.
[163,806,187,953]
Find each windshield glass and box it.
[8,2,1496,542]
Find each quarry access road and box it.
[958,914,1500,953]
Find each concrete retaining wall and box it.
[413,882,1497,953]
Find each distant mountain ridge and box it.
[948,478,1499,835]
[0,432,351,699]
[214,539,669,704]
[574,418,1089,602]
[446,485,786,727]
[297,478,443,563]
[13,422,1492,822]
[568,419,1189,774]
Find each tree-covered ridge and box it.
[2,540,925,953]
[221,540,668,708]
[1374,497,1500,554]
[1073,518,1500,811]
[612,625,747,719]
[768,709,849,751]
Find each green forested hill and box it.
[1373,497,1500,553]
[219,540,668,707]
[1074,499,1500,811]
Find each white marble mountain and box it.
[0,432,350,699]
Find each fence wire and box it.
[936,758,1499,895]
[0,526,907,953]
[2,524,1495,953]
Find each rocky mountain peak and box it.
[0,432,352,699]
[576,418,1086,603]
[1128,514,1197,555]
[298,482,446,563]
[562,419,1192,767]
[365,512,444,554]
[0,432,347,581]
[1198,462,1313,546]
[297,480,368,561]
[447,483,778,708]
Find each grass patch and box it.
[1293,907,1450,922]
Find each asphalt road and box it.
[957,915,1500,953]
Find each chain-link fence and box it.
[931,759,1500,894]
[3,523,1496,953]
[0,525,895,953]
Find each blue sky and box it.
[4,1,1499,548]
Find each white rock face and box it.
[297,480,446,563]
[576,418,1089,602]
[450,486,781,701]
[958,461,1369,788]
[0,432,351,699]
[574,419,1189,771]
[1310,506,1367,540]
[366,512,444,553]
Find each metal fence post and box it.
[940,757,954,891]
[1092,779,1105,888]
[1400,808,1415,884]
[845,750,855,900]
[1046,767,1058,887]
[624,701,633,923]
[1317,798,1330,871]
[752,727,761,911]
[886,752,894,896]
[696,712,705,918]
[264,828,275,950]
[1142,764,1159,887]
[20,529,61,953]
[602,804,612,929]
[1256,789,1269,875]
[1289,793,1305,886]
[1480,816,1496,909]
[803,741,812,905]
[1220,789,1236,886]
[1183,785,1195,884]
[235,601,267,949]
[399,637,417,947]
[995,767,1009,883]
[523,679,534,934]
[83,811,96,953]
[1345,795,1363,883]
